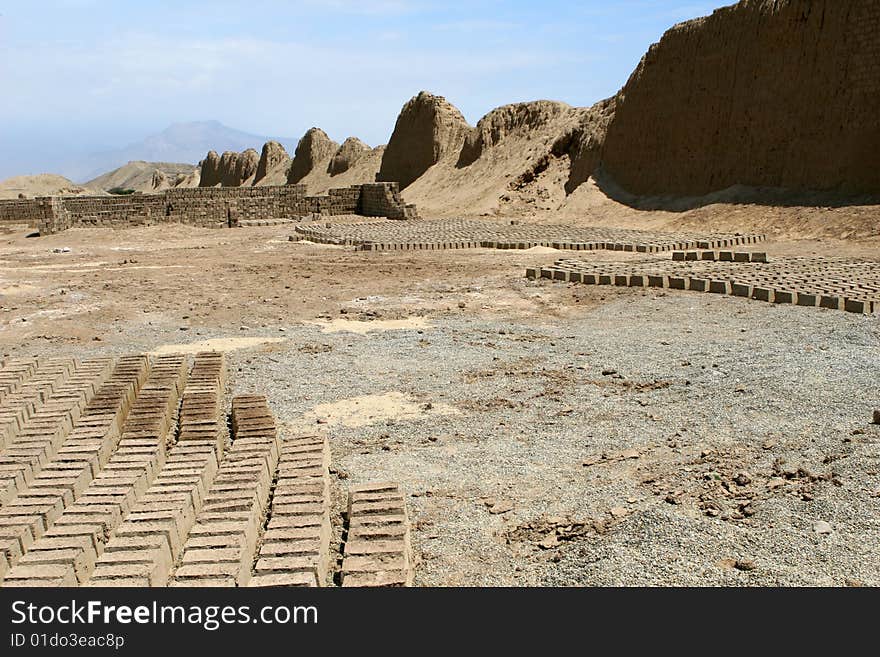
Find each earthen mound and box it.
[377,91,471,189]
[199,151,222,187]
[287,128,338,184]
[457,101,572,168]
[253,141,290,185]
[328,137,369,176]
[601,0,880,196]
[231,149,259,187]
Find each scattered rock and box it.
[487,500,515,515]
[734,472,752,486]
[734,559,756,572]
[812,520,833,535]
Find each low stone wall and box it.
[0,182,418,235]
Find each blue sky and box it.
[0,0,724,177]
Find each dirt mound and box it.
[253,141,290,185]
[86,161,198,193]
[287,128,338,184]
[328,137,369,176]
[297,145,385,195]
[0,174,100,199]
[561,99,616,194]
[232,148,259,186]
[457,100,573,167]
[199,151,222,187]
[377,91,471,189]
[601,0,880,197]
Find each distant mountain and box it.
[85,161,200,193]
[64,121,298,183]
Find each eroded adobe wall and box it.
[0,182,418,234]
[601,0,880,197]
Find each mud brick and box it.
[773,289,795,304]
[248,572,317,587]
[672,251,685,261]
[709,280,730,294]
[647,275,667,288]
[668,276,687,290]
[688,277,710,292]
[819,295,841,310]
[341,571,410,587]
[751,252,768,263]
[718,251,734,262]
[752,287,775,302]
[598,274,613,285]
[1,563,78,587]
[844,298,871,313]
[734,252,750,262]
[628,274,646,287]
[796,292,818,307]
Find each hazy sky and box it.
[0,0,723,177]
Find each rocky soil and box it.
[1,220,877,586]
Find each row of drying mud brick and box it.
[292,220,764,253]
[0,183,419,235]
[0,353,413,587]
[526,265,876,313]
[673,250,767,263]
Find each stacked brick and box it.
[85,352,224,587]
[248,432,331,587]
[294,218,763,252]
[341,483,413,587]
[170,395,279,586]
[1,356,185,586]
[359,183,420,220]
[527,255,880,314]
[0,355,149,584]
[0,358,113,506]
[673,250,767,263]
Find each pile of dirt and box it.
[0,174,101,199]
[85,161,198,193]
[377,91,471,189]
[287,128,339,185]
[253,141,290,185]
[199,151,222,187]
[328,137,370,176]
[198,149,259,187]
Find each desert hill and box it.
[0,174,100,200]
[85,161,199,193]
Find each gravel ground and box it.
[3,225,878,586]
[193,289,880,585]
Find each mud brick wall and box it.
[0,182,419,234]
[0,199,46,228]
[61,195,167,228]
[601,0,880,196]
[359,183,420,220]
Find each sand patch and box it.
[308,317,431,335]
[296,391,459,429]
[150,336,286,355]
[0,283,40,296]
[522,246,562,254]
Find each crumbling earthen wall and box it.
[0,182,419,234]
[601,0,880,196]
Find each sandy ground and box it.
[1,219,878,586]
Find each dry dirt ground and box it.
[1,217,878,586]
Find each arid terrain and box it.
[0,0,878,588]
[1,208,878,586]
